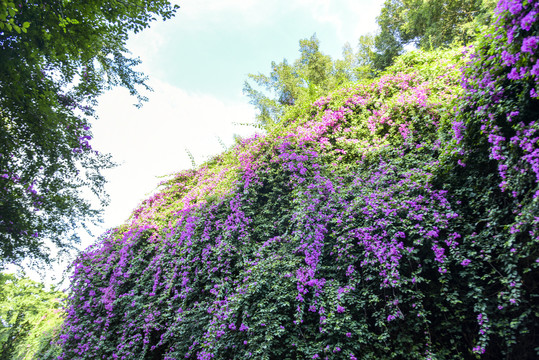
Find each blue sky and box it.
[41,0,385,281]
[128,0,384,100]
[90,0,384,230]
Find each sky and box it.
[30,0,386,284]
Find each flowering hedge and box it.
[441,0,539,357]
[52,1,539,358]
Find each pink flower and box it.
[531,63,539,77]
[520,10,537,31]
[521,36,539,54]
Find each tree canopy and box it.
[0,0,178,268]
[243,34,374,129]
[372,0,496,69]
[0,273,65,359]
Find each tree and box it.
[0,273,65,359]
[0,0,179,268]
[0,1,29,33]
[373,0,496,70]
[243,34,374,128]
[373,0,407,70]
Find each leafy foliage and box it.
[0,0,178,267]
[373,0,496,70]
[54,48,492,360]
[438,1,539,355]
[243,34,376,128]
[0,0,29,33]
[0,273,65,359]
[49,1,539,359]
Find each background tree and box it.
[243,34,375,128]
[0,0,179,268]
[334,34,377,84]
[0,273,65,359]
[373,0,496,70]
[373,0,407,71]
[355,33,377,78]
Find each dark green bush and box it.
[52,1,539,359]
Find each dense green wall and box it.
[50,1,539,359]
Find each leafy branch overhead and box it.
[0,1,29,33]
[0,0,179,267]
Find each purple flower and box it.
[501,50,518,66]
[452,121,466,144]
[472,346,485,354]
[531,63,539,77]
[497,0,522,15]
[521,36,539,54]
[460,259,471,266]
[520,10,537,31]
[508,67,521,80]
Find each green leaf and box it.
[0,0,178,268]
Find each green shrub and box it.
[0,273,65,359]
[53,1,539,358]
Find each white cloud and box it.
[174,0,382,36]
[174,0,279,29]
[92,79,257,230]
[292,0,383,45]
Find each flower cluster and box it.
[53,4,539,358]
[53,48,476,360]
[446,0,539,355]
